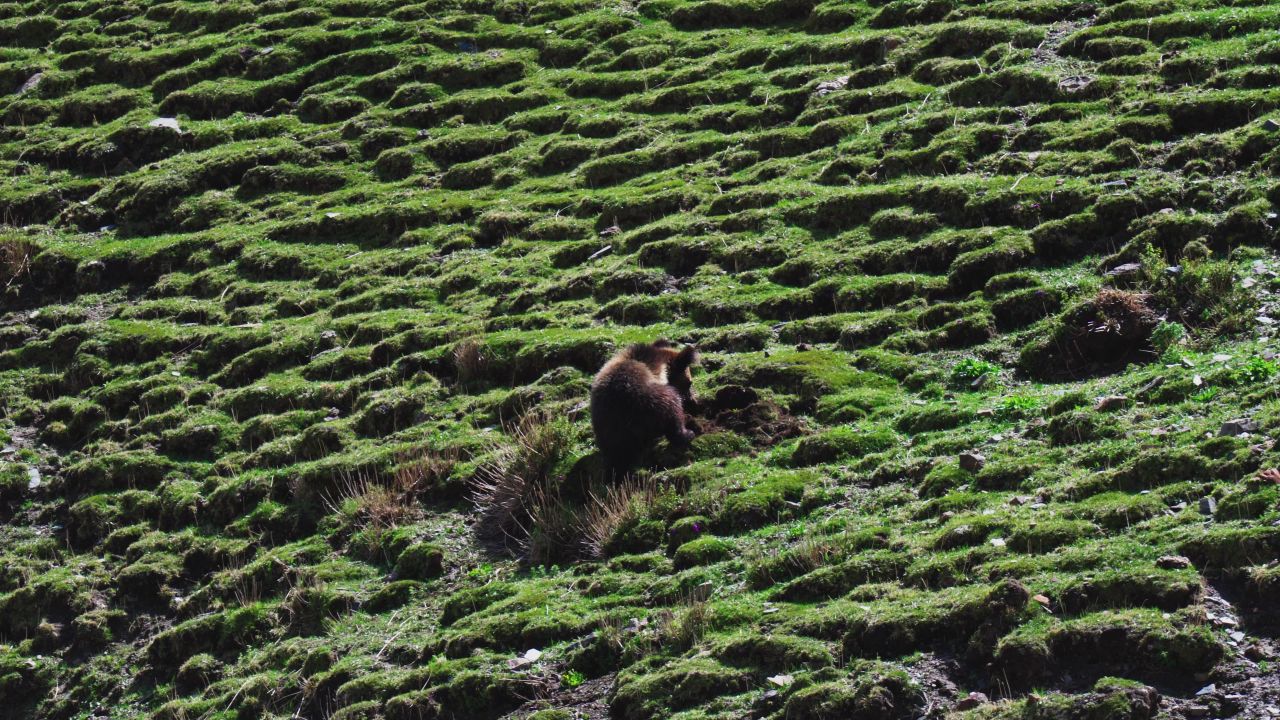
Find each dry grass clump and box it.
[578,477,659,560]
[1,235,38,289]
[470,410,574,554]
[393,444,459,496]
[326,465,422,532]
[470,410,657,564]
[453,337,487,385]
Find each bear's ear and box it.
[673,345,699,371]
[651,338,674,349]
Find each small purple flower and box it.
[692,522,702,533]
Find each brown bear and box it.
[590,340,698,470]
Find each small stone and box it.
[1213,354,1232,362]
[27,467,41,490]
[1032,594,1050,605]
[956,692,989,710]
[1229,630,1245,642]
[1156,555,1191,570]
[814,75,850,96]
[1184,705,1210,718]
[149,117,181,131]
[1137,376,1165,396]
[1218,419,1260,437]
[15,72,43,95]
[990,537,1006,548]
[767,674,793,687]
[1105,262,1142,277]
[940,511,956,521]
[976,408,995,417]
[1100,178,1128,188]
[970,373,991,390]
[1095,395,1129,411]
[1264,118,1280,131]
[1199,497,1217,516]
[959,452,986,472]
[1195,684,1216,696]
[794,343,811,352]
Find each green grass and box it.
[0,0,1278,717]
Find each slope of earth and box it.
[2,0,1280,718]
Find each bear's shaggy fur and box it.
[590,340,698,470]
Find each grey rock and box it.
[15,72,43,96]
[814,75,850,96]
[1105,262,1142,277]
[1199,497,1217,516]
[1218,419,1259,437]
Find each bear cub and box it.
[590,339,698,470]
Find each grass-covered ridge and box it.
[2,0,1280,717]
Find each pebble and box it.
[149,117,181,131]
[15,72,43,95]
[956,692,989,710]
[1157,555,1191,569]
[1219,419,1260,437]
[27,467,41,490]
[814,76,850,96]
[990,537,1006,548]
[958,452,985,472]
[1105,262,1141,277]
[1199,497,1217,516]
[1095,395,1129,411]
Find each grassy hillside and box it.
[2,0,1280,717]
